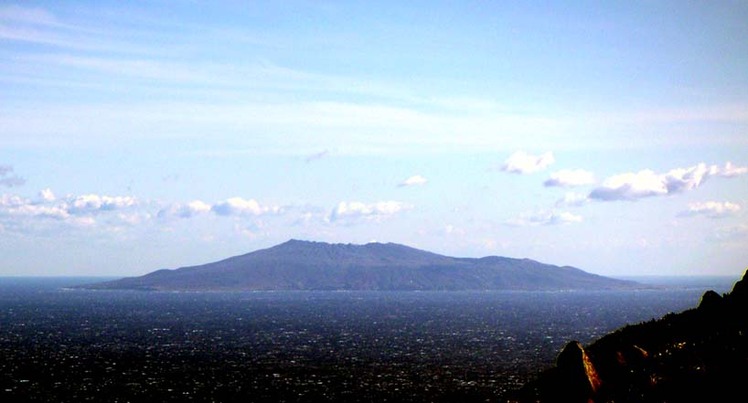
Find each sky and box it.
[1,1,747,277]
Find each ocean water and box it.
[0,276,738,402]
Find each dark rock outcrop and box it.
[698,289,722,310]
[80,240,638,291]
[510,268,748,402]
[535,341,601,403]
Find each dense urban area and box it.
[0,279,717,402]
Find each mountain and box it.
[81,239,636,291]
[509,269,748,403]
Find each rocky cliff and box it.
[510,269,748,402]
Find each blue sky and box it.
[1,1,747,276]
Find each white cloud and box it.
[117,212,151,226]
[544,169,595,187]
[678,201,741,218]
[718,161,748,177]
[9,202,70,220]
[589,162,747,201]
[0,195,62,221]
[555,192,590,207]
[501,151,555,174]
[184,200,212,215]
[2,192,138,219]
[157,198,282,219]
[662,163,716,193]
[0,194,25,208]
[444,224,466,236]
[398,175,428,187]
[211,197,280,216]
[158,200,212,219]
[329,201,412,222]
[68,194,137,214]
[506,210,582,226]
[39,188,56,202]
[589,169,666,200]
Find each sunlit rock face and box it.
[510,269,748,403]
[552,341,600,403]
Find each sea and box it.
[0,276,738,402]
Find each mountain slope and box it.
[510,269,748,402]
[83,239,636,291]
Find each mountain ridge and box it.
[82,239,638,291]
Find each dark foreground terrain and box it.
[0,278,732,402]
[511,270,748,402]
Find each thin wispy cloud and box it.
[720,162,748,177]
[709,224,748,243]
[0,5,59,26]
[328,201,412,223]
[501,151,555,174]
[678,201,741,219]
[544,169,595,187]
[0,5,149,54]
[398,175,427,187]
[305,150,329,163]
[0,100,570,153]
[0,165,25,188]
[555,192,590,208]
[506,210,582,227]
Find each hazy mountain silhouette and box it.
[83,239,636,291]
[510,269,748,403]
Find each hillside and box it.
[509,269,748,402]
[82,240,636,291]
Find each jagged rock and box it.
[554,341,601,402]
[731,270,747,296]
[510,269,748,403]
[698,290,722,310]
[726,269,748,308]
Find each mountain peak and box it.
[277,238,318,247]
[81,240,638,291]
